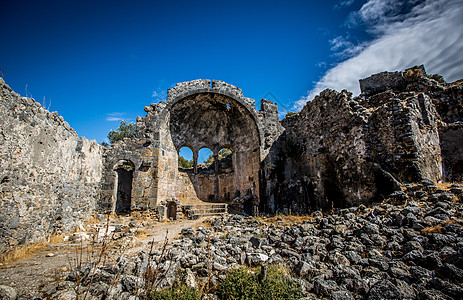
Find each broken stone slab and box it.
[245,253,269,266]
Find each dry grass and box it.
[82,215,103,228]
[256,214,315,226]
[449,79,463,88]
[0,234,64,265]
[406,181,460,189]
[435,182,459,189]
[421,219,462,235]
[134,228,148,237]
[129,210,158,223]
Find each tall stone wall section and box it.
[270,66,461,213]
[0,78,103,256]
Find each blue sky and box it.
[1,0,463,144]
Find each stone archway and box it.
[114,160,135,214]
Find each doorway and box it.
[167,201,178,220]
[115,161,134,214]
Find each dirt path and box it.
[0,217,208,298]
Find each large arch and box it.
[149,80,264,206]
[168,92,260,203]
[151,80,265,149]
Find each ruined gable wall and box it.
[0,78,103,256]
[359,91,442,183]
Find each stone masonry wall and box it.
[0,78,103,256]
[271,66,454,213]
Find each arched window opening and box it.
[114,160,135,215]
[218,146,233,173]
[178,146,194,172]
[198,147,214,174]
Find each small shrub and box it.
[427,73,446,84]
[215,267,260,300]
[285,111,297,117]
[215,265,302,300]
[260,265,303,300]
[150,283,200,300]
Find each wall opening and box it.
[114,160,134,214]
[218,146,233,174]
[167,201,178,220]
[198,147,214,174]
[178,146,194,172]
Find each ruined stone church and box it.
[1,65,462,255]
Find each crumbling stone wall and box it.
[269,66,461,213]
[0,78,102,256]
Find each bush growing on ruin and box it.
[150,283,200,300]
[215,267,260,299]
[107,120,136,144]
[215,265,302,300]
[427,73,446,83]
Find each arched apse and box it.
[168,92,261,203]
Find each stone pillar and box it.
[193,152,198,175]
[214,152,219,201]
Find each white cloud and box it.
[329,36,353,51]
[152,89,167,101]
[295,0,463,110]
[349,0,424,30]
[334,0,355,10]
[358,0,404,23]
[151,80,169,102]
[106,112,126,122]
[329,36,367,58]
